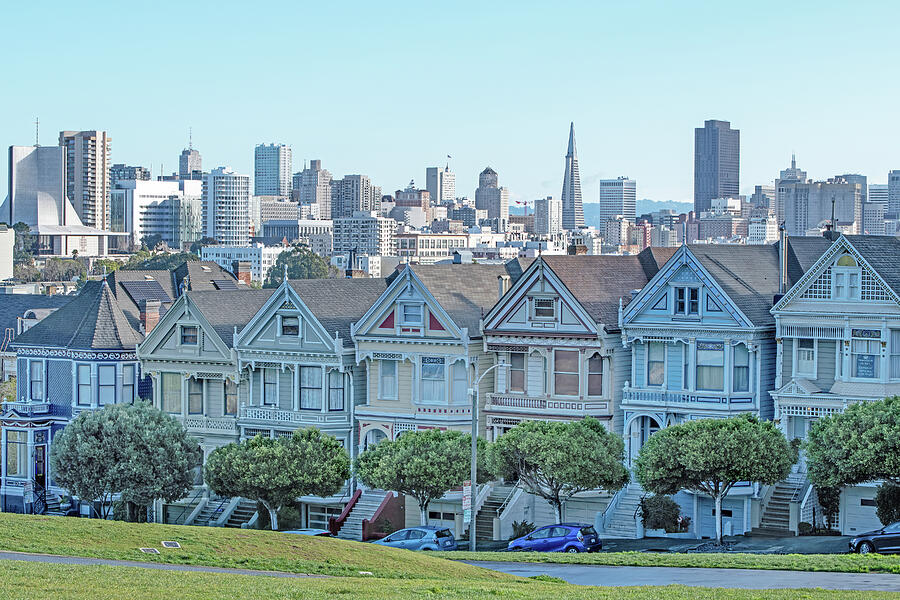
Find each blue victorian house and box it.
[1,280,144,514]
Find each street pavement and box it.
[0,551,325,578]
[464,560,900,591]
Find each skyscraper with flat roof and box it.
[426,165,456,205]
[599,177,637,225]
[560,123,584,230]
[474,166,509,225]
[179,147,202,179]
[59,130,112,229]
[254,143,292,197]
[203,166,250,245]
[693,120,739,214]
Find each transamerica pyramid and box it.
[560,122,584,230]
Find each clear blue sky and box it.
[3,1,898,204]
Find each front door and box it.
[34,445,46,490]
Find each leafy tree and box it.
[487,417,629,523]
[876,483,900,526]
[355,429,488,525]
[141,234,164,250]
[635,414,796,545]
[263,247,335,287]
[49,402,199,520]
[42,258,87,282]
[815,486,841,530]
[805,396,900,489]
[640,494,682,532]
[122,251,198,271]
[0,377,16,402]
[92,258,122,276]
[12,222,35,262]
[205,428,349,530]
[189,237,218,254]
[13,262,40,282]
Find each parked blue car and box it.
[508,523,602,553]
[371,526,458,551]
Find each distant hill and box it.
[511,199,693,228]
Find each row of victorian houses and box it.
[3,235,899,540]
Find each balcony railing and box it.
[485,394,609,416]
[239,406,350,425]
[622,387,754,408]
[182,416,239,433]
[1,401,52,417]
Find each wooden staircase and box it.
[602,483,645,539]
[335,490,390,541]
[225,499,258,528]
[750,478,803,536]
[474,484,514,541]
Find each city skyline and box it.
[2,2,899,205]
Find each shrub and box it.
[640,495,681,532]
[876,483,900,526]
[798,521,814,536]
[510,520,536,540]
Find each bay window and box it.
[380,360,398,399]
[733,345,750,392]
[224,380,238,416]
[554,350,579,396]
[77,364,92,406]
[328,370,344,411]
[5,431,27,478]
[892,330,900,380]
[588,354,604,396]
[122,364,136,402]
[29,361,43,401]
[509,353,526,393]
[796,339,815,377]
[262,368,278,405]
[421,358,446,403]
[187,379,203,414]
[696,342,724,391]
[451,360,468,404]
[851,338,880,379]
[98,365,116,405]
[161,373,181,413]
[647,342,665,386]
[300,367,322,410]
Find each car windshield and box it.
[580,526,597,536]
[435,529,453,538]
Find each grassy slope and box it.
[439,550,900,574]
[0,513,506,580]
[0,561,894,600]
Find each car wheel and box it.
[565,547,579,553]
[421,548,432,551]
[858,541,875,555]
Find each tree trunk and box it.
[420,500,428,526]
[714,494,723,546]
[261,500,279,531]
[552,497,563,524]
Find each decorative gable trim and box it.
[622,246,753,328]
[774,235,900,311]
[136,294,232,361]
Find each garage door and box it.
[843,487,882,535]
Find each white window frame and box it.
[732,344,751,393]
[673,286,700,317]
[98,364,116,406]
[531,296,556,320]
[553,349,580,397]
[891,330,900,380]
[29,360,44,401]
[646,342,665,387]
[300,366,323,410]
[161,372,182,414]
[850,336,881,380]
[379,360,398,400]
[328,370,344,411]
[451,360,468,405]
[187,377,204,414]
[695,341,725,392]
[179,324,199,346]
[399,303,424,327]
[76,363,92,406]
[122,364,136,402]
[420,358,446,404]
[793,338,817,379]
[508,352,526,393]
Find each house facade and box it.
[771,235,900,535]
[2,281,143,514]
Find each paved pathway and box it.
[464,560,900,591]
[0,551,327,579]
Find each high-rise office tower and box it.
[203,166,250,245]
[474,167,509,223]
[750,185,777,213]
[293,159,333,218]
[869,183,889,204]
[110,164,151,187]
[426,165,455,205]
[889,170,900,215]
[534,196,562,236]
[330,175,381,219]
[837,174,867,204]
[693,120,739,214]
[598,177,637,225]
[254,143,292,197]
[775,154,807,222]
[179,147,202,179]
[59,130,112,229]
[781,177,863,236]
[560,122,584,230]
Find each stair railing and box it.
[200,496,229,526]
[31,480,48,515]
[472,481,493,516]
[329,488,362,535]
[496,484,520,518]
[596,485,625,534]
[169,487,205,525]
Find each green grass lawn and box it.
[0,560,895,600]
[439,550,900,574]
[0,513,504,580]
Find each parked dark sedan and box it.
[849,521,900,554]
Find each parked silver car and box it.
[371,526,458,551]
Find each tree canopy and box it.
[487,417,629,523]
[805,396,900,489]
[263,247,335,287]
[49,402,199,520]
[635,414,796,544]
[355,428,488,525]
[121,251,198,271]
[204,428,349,530]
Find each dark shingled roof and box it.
[786,236,834,285]
[13,281,143,350]
[290,278,389,345]
[844,235,900,297]
[0,294,74,347]
[392,259,532,335]
[106,269,178,330]
[173,260,244,292]
[541,247,677,330]
[185,289,275,348]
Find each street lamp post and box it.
[467,361,507,552]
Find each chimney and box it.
[498,274,511,300]
[232,260,252,285]
[140,299,161,334]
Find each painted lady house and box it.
[617,240,828,539]
[771,235,900,535]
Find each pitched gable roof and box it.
[13,281,143,350]
[174,260,245,292]
[106,269,178,330]
[390,259,531,334]
[843,235,900,297]
[289,278,389,345]
[786,236,834,285]
[0,294,74,347]
[184,289,275,348]
[540,247,676,328]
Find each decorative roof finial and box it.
[283,264,289,283]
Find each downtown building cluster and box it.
[2,231,900,543]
